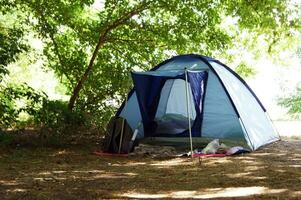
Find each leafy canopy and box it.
[1,0,301,128]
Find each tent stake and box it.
[185,68,193,158]
[118,93,128,154]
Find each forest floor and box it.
[0,139,301,199]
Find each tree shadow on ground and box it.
[0,140,301,199]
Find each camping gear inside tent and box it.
[114,54,280,151]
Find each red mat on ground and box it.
[192,153,227,157]
[93,150,128,157]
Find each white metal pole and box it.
[185,69,193,158]
[118,94,128,154]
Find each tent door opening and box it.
[154,79,196,136]
[131,70,208,138]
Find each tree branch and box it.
[107,37,155,43]
[37,11,74,86]
[68,1,152,110]
[110,45,150,69]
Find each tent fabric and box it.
[155,79,196,136]
[131,70,208,137]
[115,54,280,151]
[210,61,279,149]
[163,79,196,119]
[131,73,168,136]
[156,56,209,71]
[119,92,142,133]
[187,71,208,136]
[201,71,243,139]
[155,79,175,119]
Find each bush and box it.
[0,83,102,146]
[278,86,301,119]
[0,132,14,146]
[0,83,46,129]
[34,100,86,131]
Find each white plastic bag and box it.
[201,139,220,154]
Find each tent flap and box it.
[187,71,208,136]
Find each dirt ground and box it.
[0,139,301,199]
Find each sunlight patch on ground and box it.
[0,180,21,186]
[72,170,104,173]
[87,173,137,180]
[52,170,66,174]
[34,169,137,181]
[244,165,265,171]
[234,156,256,160]
[225,172,266,180]
[121,187,287,199]
[204,158,233,165]
[275,169,286,173]
[77,172,137,180]
[113,161,147,167]
[150,158,189,167]
[291,191,301,197]
[33,177,67,181]
[251,153,273,156]
[240,160,261,164]
[226,172,252,178]
[292,153,301,158]
[38,172,52,175]
[289,164,301,168]
[6,188,27,193]
[248,176,267,180]
[124,193,167,198]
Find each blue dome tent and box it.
[115,54,280,151]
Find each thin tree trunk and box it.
[67,2,151,110]
[68,34,106,110]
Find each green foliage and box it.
[1,0,301,134]
[0,0,29,75]
[235,62,256,78]
[0,28,27,68]
[0,132,14,146]
[21,0,299,113]
[0,21,27,82]
[278,86,301,119]
[0,83,46,128]
[0,83,86,130]
[0,84,87,142]
[34,100,85,130]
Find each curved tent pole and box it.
[185,68,193,158]
[116,54,266,118]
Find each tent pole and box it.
[118,94,128,154]
[185,68,193,158]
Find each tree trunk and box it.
[68,35,106,110]
[67,2,151,110]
